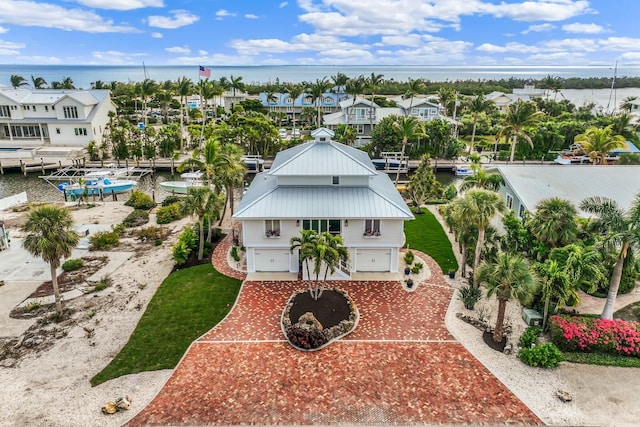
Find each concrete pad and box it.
[85,251,133,283]
[0,281,41,337]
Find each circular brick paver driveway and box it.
[127,244,541,426]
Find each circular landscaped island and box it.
[281,288,359,351]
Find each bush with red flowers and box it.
[550,315,640,357]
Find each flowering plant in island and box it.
[550,315,640,357]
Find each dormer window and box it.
[286,97,293,104]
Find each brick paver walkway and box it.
[127,242,541,426]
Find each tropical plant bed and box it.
[282,288,358,351]
[482,331,507,353]
[26,255,109,299]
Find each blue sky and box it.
[0,0,637,66]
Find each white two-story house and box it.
[233,127,414,277]
[0,89,115,149]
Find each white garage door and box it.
[356,249,391,272]
[253,249,290,272]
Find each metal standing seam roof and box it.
[497,165,640,217]
[267,139,377,176]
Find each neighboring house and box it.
[257,92,347,125]
[0,88,115,149]
[495,165,640,219]
[486,82,545,113]
[513,81,546,98]
[233,127,414,277]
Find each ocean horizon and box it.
[1,64,638,90]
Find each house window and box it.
[74,127,87,136]
[364,219,381,237]
[355,108,366,119]
[51,105,55,110]
[324,106,332,113]
[63,106,78,119]
[519,204,526,218]
[286,97,293,104]
[32,105,36,111]
[0,105,9,117]
[302,219,341,235]
[430,108,438,115]
[45,106,49,112]
[56,128,60,134]
[265,219,281,238]
[356,125,364,134]
[324,97,332,104]
[304,96,313,104]
[506,194,514,210]
[286,106,294,112]
[332,176,340,185]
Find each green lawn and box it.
[562,351,640,368]
[404,207,459,274]
[91,263,242,386]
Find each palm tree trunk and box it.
[473,227,486,284]
[394,138,407,185]
[543,296,550,330]
[50,263,63,314]
[509,134,517,163]
[470,118,477,153]
[494,298,507,342]
[198,219,205,260]
[601,244,628,319]
[461,245,468,277]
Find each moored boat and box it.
[159,171,205,194]
[242,155,265,171]
[58,176,137,196]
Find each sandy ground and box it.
[0,201,637,426]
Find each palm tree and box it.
[175,76,193,152]
[437,87,455,116]
[179,137,233,188]
[285,83,305,133]
[456,189,506,279]
[21,205,80,314]
[549,244,606,294]
[311,232,348,299]
[215,142,246,225]
[140,78,157,127]
[403,78,425,116]
[527,198,578,250]
[331,72,349,96]
[534,259,573,330]
[497,100,543,162]
[31,75,47,89]
[466,94,494,152]
[580,194,640,319]
[445,200,476,278]
[610,112,639,144]
[290,230,319,295]
[10,74,28,88]
[345,75,366,127]
[620,96,638,112]
[185,187,218,260]
[574,125,627,165]
[229,75,245,98]
[366,72,384,131]
[307,77,332,128]
[60,76,76,89]
[392,115,422,185]
[476,252,537,342]
[459,166,504,192]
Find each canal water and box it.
[0,170,459,204]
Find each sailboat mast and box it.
[606,60,617,113]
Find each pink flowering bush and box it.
[550,315,640,357]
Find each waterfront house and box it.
[257,92,347,126]
[233,127,414,277]
[495,165,640,219]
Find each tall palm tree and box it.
[574,125,626,165]
[403,78,425,116]
[175,76,193,152]
[290,230,319,295]
[366,72,384,131]
[456,189,506,279]
[285,83,305,133]
[10,74,28,88]
[527,197,578,250]
[140,78,157,127]
[185,187,216,260]
[229,75,245,98]
[331,72,349,96]
[459,166,504,192]
[497,100,543,162]
[22,205,80,314]
[437,87,455,116]
[466,94,494,152]
[345,75,366,128]
[580,194,640,319]
[445,200,476,278]
[31,75,47,89]
[392,115,422,185]
[477,252,537,342]
[534,259,573,330]
[307,77,332,128]
[215,142,246,225]
[310,232,348,299]
[179,137,233,189]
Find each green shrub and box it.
[518,343,564,368]
[403,250,415,266]
[172,227,197,265]
[156,203,184,224]
[23,301,42,312]
[125,190,156,210]
[162,195,185,207]
[231,246,240,262]
[519,326,542,349]
[112,223,126,236]
[458,284,482,310]
[444,184,457,200]
[90,231,120,250]
[123,209,150,228]
[154,238,163,246]
[62,258,84,272]
[134,226,163,242]
[411,262,423,274]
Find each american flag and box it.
[198,66,211,78]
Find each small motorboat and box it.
[371,158,407,170]
[58,176,137,196]
[159,171,205,194]
[454,165,475,176]
[242,155,264,171]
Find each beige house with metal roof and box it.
[496,165,640,219]
[233,127,414,277]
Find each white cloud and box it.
[245,14,259,19]
[151,32,163,38]
[562,22,605,34]
[0,26,8,34]
[0,39,24,50]
[148,10,199,29]
[476,42,538,54]
[0,0,138,33]
[216,9,236,18]
[91,50,148,65]
[279,2,288,8]
[14,55,62,64]
[599,37,640,52]
[165,46,190,54]
[619,52,640,64]
[73,0,163,10]
[522,23,555,34]
[526,51,587,64]
[229,33,363,55]
[477,0,594,22]
[198,49,207,56]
